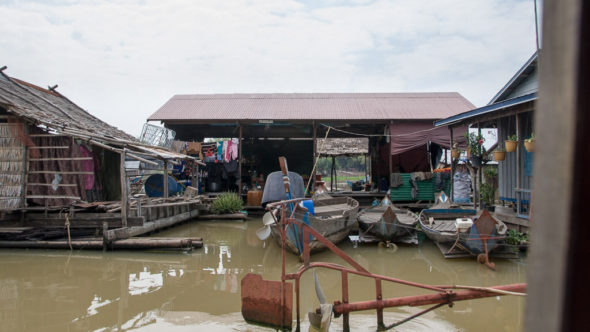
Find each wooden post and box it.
[312,121,317,193]
[515,114,521,214]
[102,221,108,252]
[163,159,169,199]
[238,123,243,195]
[449,126,456,201]
[120,149,128,227]
[477,124,482,209]
[331,156,335,192]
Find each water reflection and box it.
[0,218,526,331]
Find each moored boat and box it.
[259,157,359,255]
[270,196,359,254]
[357,201,419,242]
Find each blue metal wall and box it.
[498,112,534,200]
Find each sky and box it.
[1,0,540,136]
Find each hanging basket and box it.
[524,140,535,152]
[451,149,460,159]
[505,140,517,152]
[494,150,506,161]
[470,155,482,167]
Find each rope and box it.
[304,126,331,195]
[64,214,72,251]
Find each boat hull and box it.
[419,208,506,255]
[270,197,359,255]
[419,208,478,244]
[357,205,418,242]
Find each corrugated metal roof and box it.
[489,52,538,104]
[148,92,475,122]
[434,92,537,127]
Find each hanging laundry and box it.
[224,140,232,162]
[230,138,239,160]
[217,141,223,161]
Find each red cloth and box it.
[389,122,468,156]
[79,145,94,190]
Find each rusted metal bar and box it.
[342,270,350,331]
[376,278,384,329]
[332,283,526,315]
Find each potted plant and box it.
[524,133,535,152]
[465,132,485,167]
[451,142,460,159]
[494,145,506,161]
[505,134,518,152]
[481,167,497,211]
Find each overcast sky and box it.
[1,0,540,136]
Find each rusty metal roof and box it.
[148,93,475,122]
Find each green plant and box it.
[506,229,529,245]
[525,132,535,143]
[483,166,497,181]
[507,134,518,141]
[212,192,244,214]
[464,132,485,156]
[480,182,495,205]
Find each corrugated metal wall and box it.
[498,112,534,200]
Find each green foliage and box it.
[506,229,529,245]
[212,192,243,214]
[480,183,495,205]
[507,134,518,141]
[495,142,505,152]
[316,156,366,175]
[526,132,535,142]
[464,132,485,156]
[483,166,497,181]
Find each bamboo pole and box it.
[449,126,457,201]
[238,123,243,195]
[312,121,317,193]
[120,149,128,227]
[163,159,169,199]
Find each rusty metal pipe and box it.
[332,283,526,315]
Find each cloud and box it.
[0,0,537,135]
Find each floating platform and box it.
[434,241,520,259]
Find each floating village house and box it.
[147,92,472,204]
[0,69,204,248]
[435,52,537,228]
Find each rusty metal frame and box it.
[264,199,526,331]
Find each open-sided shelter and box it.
[148,92,473,197]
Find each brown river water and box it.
[0,218,526,331]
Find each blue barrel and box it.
[300,199,315,215]
[144,174,181,197]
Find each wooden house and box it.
[0,68,204,248]
[435,52,538,228]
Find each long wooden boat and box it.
[357,204,418,242]
[418,207,478,244]
[270,196,359,255]
[419,208,507,254]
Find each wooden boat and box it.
[270,196,359,255]
[418,207,478,244]
[357,203,419,242]
[418,194,508,269]
[260,157,359,255]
